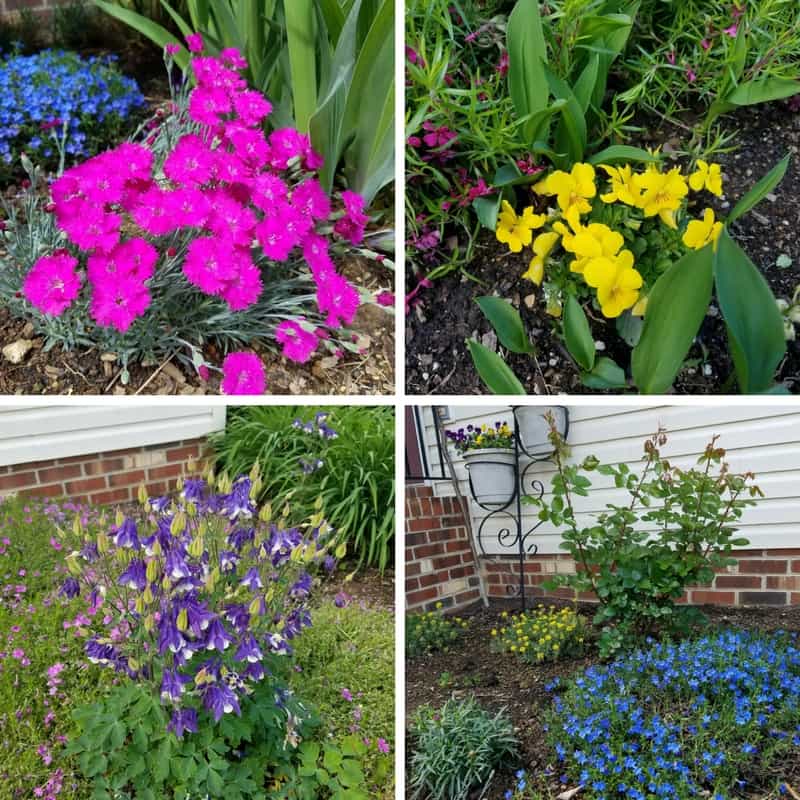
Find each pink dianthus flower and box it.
[221,352,266,395]
[275,319,318,363]
[23,252,81,316]
[334,190,368,245]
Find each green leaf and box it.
[572,52,599,113]
[563,294,595,371]
[632,245,714,394]
[285,0,318,132]
[714,228,785,393]
[507,0,549,144]
[588,145,660,165]
[207,767,225,796]
[582,357,627,389]
[472,194,501,229]
[727,153,790,224]
[476,296,533,354]
[546,67,587,166]
[616,311,643,347]
[466,339,526,394]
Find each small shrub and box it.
[491,605,587,663]
[406,604,468,657]
[0,49,145,176]
[547,630,800,799]
[531,419,759,657]
[409,696,518,800]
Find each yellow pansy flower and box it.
[596,256,643,319]
[496,201,545,252]
[634,167,689,227]
[569,223,625,275]
[682,208,723,250]
[584,248,635,293]
[535,162,596,221]
[688,160,723,197]
[523,231,560,284]
[599,164,641,206]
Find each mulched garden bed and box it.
[406,599,800,800]
[406,100,800,395]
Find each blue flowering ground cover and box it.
[0,48,145,175]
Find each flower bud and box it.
[65,554,81,576]
[97,532,110,554]
[335,541,347,560]
[303,543,317,563]
[188,535,204,559]
[314,496,323,511]
[177,608,189,631]
[204,567,219,592]
[176,476,184,492]
[265,585,275,603]
[259,503,272,524]
[170,512,186,536]
[128,658,139,672]
[248,596,262,617]
[310,511,324,528]
[249,477,261,500]
[249,462,260,482]
[187,457,197,473]
[138,484,149,506]
[290,544,304,563]
[115,510,125,527]
[72,516,83,537]
[788,306,800,324]
[144,614,155,632]
[162,576,171,592]
[151,538,162,556]
[134,596,146,615]
[186,501,197,518]
[143,585,154,604]
[146,559,159,584]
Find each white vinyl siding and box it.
[417,405,800,553]
[0,406,226,466]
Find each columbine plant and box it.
[444,420,513,454]
[0,34,372,393]
[529,414,760,656]
[57,465,343,741]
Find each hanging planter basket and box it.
[514,406,567,457]
[463,447,517,506]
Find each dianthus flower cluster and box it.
[0,49,144,166]
[22,36,367,370]
[58,470,340,737]
[547,630,800,799]
[496,158,724,318]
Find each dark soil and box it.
[406,100,800,395]
[406,599,800,800]
[321,566,395,612]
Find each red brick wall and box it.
[0,438,212,506]
[405,484,482,612]
[481,550,800,607]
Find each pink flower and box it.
[375,291,394,307]
[255,201,310,260]
[221,352,266,395]
[341,688,353,702]
[164,134,214,186]
[303,234,335,278]
[316,271,360,328]
[87,238,158,284]
[686,67,697,83]
[275,319,318,363]
[186,32,204,53]
[267,128,314,170]
[334,190,368,245]
[61,208,121,252]
[378,738,390,754]
[723,23,738,37]
[23,252,82,316]
[292,179,331,220]
[666,50,676,65]
[165,43,181,55]
[251,173,289,211]
[218,252,263,311]
[131,186,179,236]
[188,86,233,127]
[224,124,270,168]
[49,537,62,551]
[700,38,711,50]
[233,90,273,127]
[90,276,151,332]
[12,648,24,659]
[220,47,248,70]
[183,236,239,295]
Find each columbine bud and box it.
[343,569,357,583]
[134,597,146,615]
[303,543,317,563]
[249,477,261,500]
[137,484,148,506]
[259,503,272,524]
[314,496,323,511]
[115,509,125,527]
[146,559,159,584]
[151,538,162,556]
[143,585,154,604]
[290,544,304,563]
[187,457,197,473]
[177,608,189,631]
[280,503,291,519]
[310,511,324,528]
[170,512,186,536]
[128,658,139,672]
[188,535,204,559]
[162,576,171,592]
[176,476,184,492]
[115,548,131,566]
[265,585,275,603]
[186,501,197,518]
[72,516,83,536]
[249,462,260,482]
[97,532,110,554]
[248,597,262,617]
[335,541,347,560]
[65,554,81,576]
[144,615,155,632]
[204,567,219,592]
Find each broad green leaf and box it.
[727,153,790,224]
[493,163,522,186]
[709,77,800,123]
[546,67,587,166]
[582,356,627,389]
[507,0,549,143]
[573,52,599,113]
[515,100,567,147]
[588,145,660,165]
[632,245,714,394]
[714,228,785,393]
[466,339,526,394]
[476,296,533,354]
[473,194,501,229]
[285,0,318,132]
[563,294,595,371]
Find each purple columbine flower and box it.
[243,661,265,681]
[160,668,191,703]
[114,518,140,549]
[323,555,336,573]
[59,577,80,599]
[201,682,241,722]
[219,550,239,572]
[334,591,352,609]
[221,478,256,520]
[149,495,171,512]
[181,597,215,635]
[267,632,291,655]
[227,527,254,551]
[203,618,233,652]
[240,567,263,591]
[118,559,147,591]
[79,542,99,563]
[224,603,251,634]
[166,550,192,580]
[167,707,198,738]
[158,615,186,656]
[86,637,118,666]
[235,633,263,664]
[181,478,206,501]
[290,572,312,599]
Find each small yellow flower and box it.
[682,208,723,251]
[569,223,625,275]
[634,167,688,227]
[596,258,644,319]
[523,231,560,284]
[496,201,546,252]
[599,164,641,206]
[688,160,723,197]
[536,162,596,222]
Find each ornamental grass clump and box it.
[0,34,372,393]
[491,605,587,664]
[531,415,760,657]
[547,630,800,800]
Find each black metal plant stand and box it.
[466,407,569,611]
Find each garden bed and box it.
[407,100,800,395]
[406,599,800,800]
